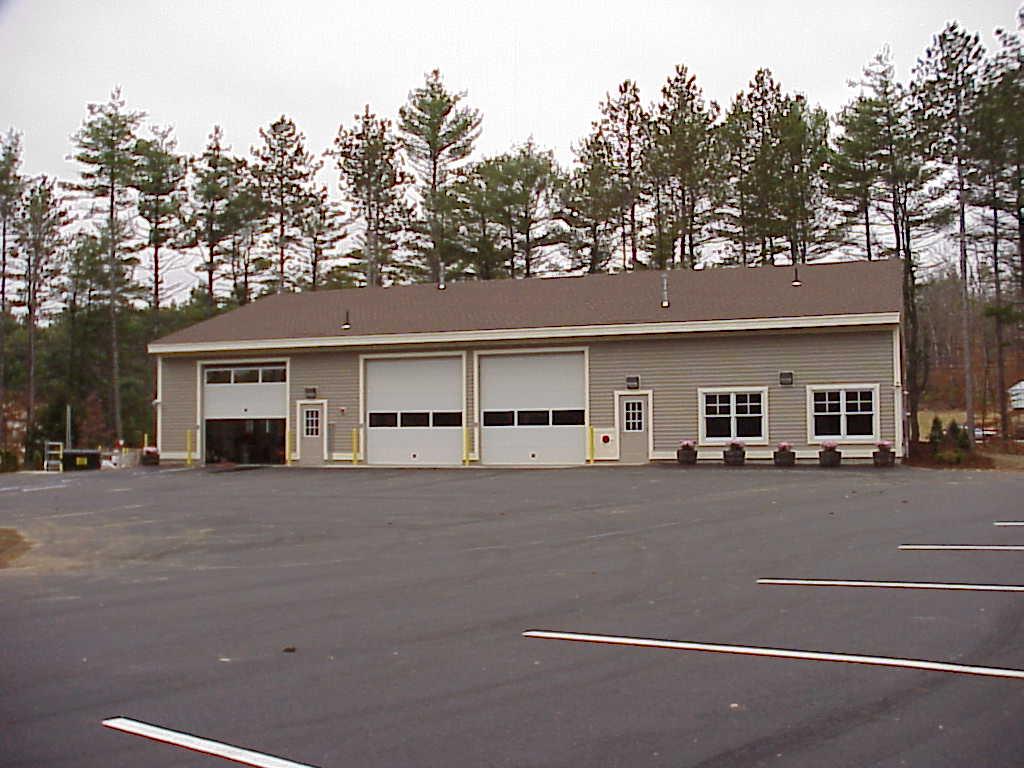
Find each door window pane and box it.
[232,368,260,383]
[624,400,644,432]
[205,369,231,384]
[303,408,320,437]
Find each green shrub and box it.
[928,417,944,451]
[0,450,18,473]
[934,450,964,465]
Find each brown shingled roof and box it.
[154,259,902,346]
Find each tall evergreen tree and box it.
[68,87,143,441]
[14,176,69,442]
[913,22,985,444]
[777,94,832,263]
[222,157,267,305]
[829,94,882,259]
[131,125,185,313]
[598,80,649,268]
[298,185,345,290]
[0,129,23,451]
[399,69,482,282]
[186,126,235,308]
[557,129,621,273]
[452,159,505,280]
[333,106,409,286]
[250,115,320,292]
[651,65,719,267]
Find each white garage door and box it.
[365,357,463,465]
[203,364,288,419]
[479,352,586,465]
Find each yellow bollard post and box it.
[587,426,595,465]
[143,433,148,449]
[462,426,468,466]
[186,430,193,467]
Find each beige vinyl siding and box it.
[289,351,360,457]
[159,357,197,453]
[588,329,895,453]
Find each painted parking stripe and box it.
[101,717,319,768]
[899,545,1024,552]
[994,522,1024,527]
[522,630,1024,680]
[757,578,1024,592]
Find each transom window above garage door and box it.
[205,365,286,384]
[368,411,463,428]
[699,388,767,443]
[482,409,585,426]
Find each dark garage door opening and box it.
[205,419,285,464]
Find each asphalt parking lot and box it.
[3,464,1024,768]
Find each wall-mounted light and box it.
[791,266,802,287]
[305,387,318,399]
[341,309,351,330]
[660,273,670,308]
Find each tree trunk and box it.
[278,209,286,291]
[863,190,872,261]
[0,216,7,450]
[956,156,974,446]
[992,174,1009,440]
[109,177,123,442]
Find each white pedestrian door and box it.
[365,357,463,465]
[618,395,650,464]
[298,403,325,466]
[479,352,586,465]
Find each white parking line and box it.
[523,630,1024,680]
[21,484,67,493]
[101,717,318,768]
[757,578,1024,592]
[994,522,1024,527]
[899,545,1024,552]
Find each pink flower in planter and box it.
[821,440,839,451]
[877,440,893,450]
[727,439,746,450]
[777,442,793,451]
[679,440,696,450]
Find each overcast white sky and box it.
[2,0,1021,184]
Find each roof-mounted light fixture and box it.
[341,309,351,330]
[791,266,802,287]
[660,272,670,308]
[438,262,447,291]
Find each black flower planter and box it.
[872,448,895,467]
[723,448,746,466]
[818,449,842,467]
[676,447,698,465]
[773,449,796,467]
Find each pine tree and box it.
[250,116,320,292]
[399,69,482,282]
[829,94,882,259]
[716,93,758,264]
[298,185,345,290]
[0,129,23,451]
[451,159,505,280]
[557,129,622,273]
[598,80,649,268]
[186,126,235,308]
[222,158,267,305]
[777,94,832,263]
[68,87,143,442]
[913,22,985,445]
[131,125,185,313]
[14,176,69,443]
[333,106,409,286]
[651,65,720,268]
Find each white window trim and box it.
[697,386,770,446]
[805,383,881,444]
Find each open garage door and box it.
[479,352,586,465]
[365,357,463,465]
[203,363,288,464]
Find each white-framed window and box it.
[205,364,286,384]
[806,385,879,442]
[624,399,644,432]
[303,407,320,438]
[698,388,768,444]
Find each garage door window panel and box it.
[551,409,585,426]
[517,410,551,426]
[369,412,398,427]
[261,367,287,383]
[431,411,463,427]
[206,369,231,384]
[400,412,431,427]
[483,410,515,426]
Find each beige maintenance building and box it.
[149,260,905,466]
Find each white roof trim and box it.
[149,312,901,355]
